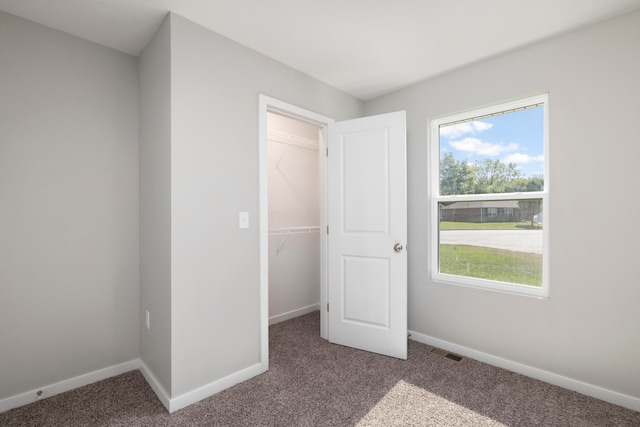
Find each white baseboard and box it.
[408,330,640,413]
[0,359,139,414]
[168,363,264,413]
[269,303,319,325]
[138,359,171,412]
[2,359,266,415]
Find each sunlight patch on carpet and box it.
[356,380,506,426]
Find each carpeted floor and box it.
[2,311,639,426]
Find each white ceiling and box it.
[2,0,640,100]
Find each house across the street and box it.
[440,200,521,223]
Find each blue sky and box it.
[439,106,544,177]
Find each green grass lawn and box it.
[440,221,542,230]
[440,244,542,286]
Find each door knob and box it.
[394,243,403,253]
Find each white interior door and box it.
[327,111,407,359]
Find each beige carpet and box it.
[2,311,639,426]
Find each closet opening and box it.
[266,112,322,326]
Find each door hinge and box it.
[327,225,329,234]
[327,303,329,312]
[326,147,328,157]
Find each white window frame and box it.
[429,94,550,298]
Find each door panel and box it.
[343,255,390,327]
[342,128,390,233]
[328,111,407,360]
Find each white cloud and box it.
[440,121,493,139]
[449,138,518,156]
[472,121,493,133]
[503,153,544,164]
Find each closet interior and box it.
[267,112,322,325]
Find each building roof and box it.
[440,200,521,210]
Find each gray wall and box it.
[140,13,363,398]
[139,16,172,395]
[0,11,139,400]
[364,10,640,400]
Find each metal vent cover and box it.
[430,347,464,362]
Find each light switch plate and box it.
[239,212,249,229]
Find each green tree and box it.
[441,154,544,198]
[518,199,542,229]
[504,174,544,193]
[440,153,474,195]
[472,159,521,193]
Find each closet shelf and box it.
[268,129,318,151]
[269,129,319,171]
[269,226,321,235]
[270,226,321,255]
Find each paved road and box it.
[440,230,542,254]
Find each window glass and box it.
[439,199,543,287]
[439,106,544,196]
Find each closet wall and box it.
[267,112,321,324]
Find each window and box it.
[429,94,549,297]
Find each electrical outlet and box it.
[146,310,150,330]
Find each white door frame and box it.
[258,95,334,371]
